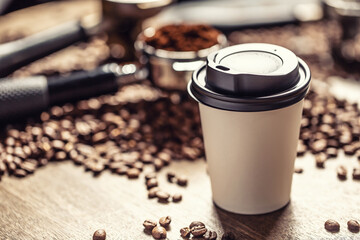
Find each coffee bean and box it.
[353,168,360,180]
[156,191,170,202]
[180,227,191,238]
[337,165,347,180]
[311,139,327,153]
[152,226,167,239]
[126,168,141,179]
[177,175,188,186]
[204,230,217,240]
[159,216,171,228]
[191,225,207,237]
[172,193,182,202]
[347,219,360,233]
[189,221,206,229]
[324,219,340,232]
[315,153,327,168]
[154,158,164,171]
[20,161,37,173]
[146,178,158,189]
[143,219,157,231]
[145,172,157,181]
[14,169,27,177]
[344,144,356,155]
[294,167,303,174]
[93,229,106,240]
[52,140,65,150]
[115,165,129,175]
[326,147,338,158]
[167,171,176,182]
[148,187,160,199]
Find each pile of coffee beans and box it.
[325,219,360,233]
[144,24,221,51]
[0,85,204,181]
[296,87,360,174]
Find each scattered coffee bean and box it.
[191,225,208,237]
[315,153,327,168]
[177,175,188,186]
[14,169,27,177]
[347,220,360,233]
[353,168,360,180]
[93,229,106,240]
[172,193,182,202]
[222,232,236,240]
[325,219,340,232]
[337,165,347,180]
[189,221,206,229]
[180,227,191,238]
[204,230,218,240]
[146,178,158,189]
[159,216,171,228]
[294,167,303,174]
[326,148,338,158]
[167,171,176,182]
[126,168,140,179]
[156,191,170,202]
[145,172,157,181]
[344,145,356,156]
[148,187,161,199]
[143,219,157,231]
[152,226,167,239]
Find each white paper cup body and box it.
[199,100,304,214]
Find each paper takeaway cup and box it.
[188,43,311,214]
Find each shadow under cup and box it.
[188,43,311,214]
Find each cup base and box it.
[213,198,290,215]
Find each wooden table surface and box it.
[1,152,360,240]
[0,1,360,240]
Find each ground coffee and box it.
[144,24,221,51]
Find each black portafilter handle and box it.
[0,63,145,122]
[0,20,90,78]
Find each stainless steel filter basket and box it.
[135,28,227,90]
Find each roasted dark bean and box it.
[126,168,141,179]
[172,193,182,202]
[294,167,303,174]
[152,226,167,239]
[353,168,360,180]
[337,165,347,180]
[159,216,171,228]
[156,191,170,202]
[347,220,360,233]
[93,229,106,240]
[143,219,157,231]
[324,219,340,232]
[177,175,188,186]
[180,227,191,238]
[146,178,158,189]
[148,187,161,199]
[204,230,218,240]
[191,225,207,237]
[315,153,327,168]
[167,171,176,182]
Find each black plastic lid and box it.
[188,43,311,112]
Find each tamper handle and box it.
[0,20,88,78]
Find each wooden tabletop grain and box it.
[0,1,360,240]
[1,152,360,240]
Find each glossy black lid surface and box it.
[188,43,311,112]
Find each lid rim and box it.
[189,57,311,112]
